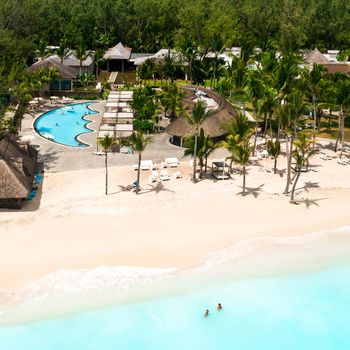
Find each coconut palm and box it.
[290,133,317,203]
[122,131,152,194]
[98,134,115,195]
[245,69,266,154]
[267,139,281,174]
[334,79,350,155]
[209,33,225,87]
[160,84,183,120]
[184,100,213,183]
[301,64,326,147]
[230,140,253,195]
[56,39,70,64]
[282,90,309,194]
[224,112,254,141]
[75,40,90,74]
[184,128,217,178]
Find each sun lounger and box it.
[160,170,171,181]
[120,146,132,154]
[149,170,159,183]
[133,160,156,171]
[173,171,182,179]
[33,174,43,185]
[27,189,37,200]
[164,157,179,167]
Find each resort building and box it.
[103,42,133,72]
[48,51,94,75]
[0,133,38,209]
[28,57,76,92]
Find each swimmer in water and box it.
[217,303,223,311]
[56,123,59,126]
[204,310,209,318]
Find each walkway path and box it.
[19,101,227,173]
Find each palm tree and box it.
[56,39,70,64]
[160,84,183,120]
[267,139,281,174]
[75,39,90,74]
[223,112,254,142]
[184,100,213,183]
[282,90,309,194]
[98,134,115,195]
[231,140,253,195]
[210,33,225,87]
[184,128,217,178]
[122,131,152,194]
[301,64,326,147]
[290,133,317,203]
[334,80,350,155]
[245,69,266,154]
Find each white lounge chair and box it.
[149,170,159,183]
[133,160,156,171]
[164,157,179,167]
[173,171,182,179]
[160,170,171,181]
[93,151,104,156]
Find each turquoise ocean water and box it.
[1,263,350,350]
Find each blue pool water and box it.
[34,102,98,147]
[1,264,350,349]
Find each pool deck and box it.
[20,100,227,173]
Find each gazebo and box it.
[211,161,230,180]
[166,85,237,146]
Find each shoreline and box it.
[1,149,350,323]
[1,224,350,325]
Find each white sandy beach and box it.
[1,143,350,300]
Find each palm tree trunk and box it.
[263,111,267,136]
[274,157,277,174]
[269,111,273,138]
[136,152,141,194]
[242,166,246,194]
[252,108,258,156]
[284,133,291,194]
[105,152,108,195]
[341,112,345,156]
[312,95,317,148]
[192,131,198,183]
[290,167,301,203]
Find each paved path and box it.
[19,101,228,173]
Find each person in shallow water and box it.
[217,303,223,311]
[204,310,209,317]
[56,123,59,126]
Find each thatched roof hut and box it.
[166,85,236,138]
[0,134,38,208]
[303,49,329,65]
[28,57,76,79]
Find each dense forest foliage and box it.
[1,0,350,68]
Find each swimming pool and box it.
[34,102,98,147]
